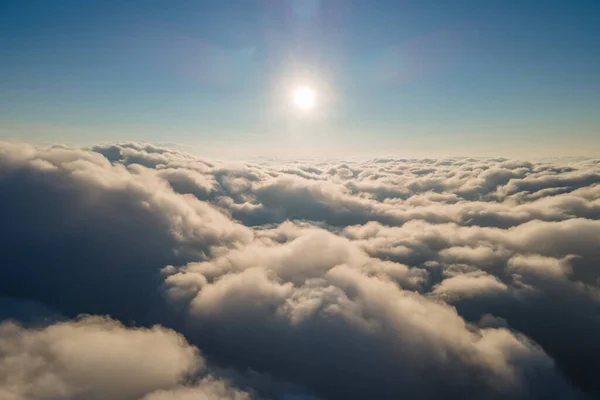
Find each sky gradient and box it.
[1,0,599,157]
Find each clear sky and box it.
[1,0,599,157]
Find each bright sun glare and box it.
[292,85,316,110]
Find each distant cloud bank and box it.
[1,142,599,399]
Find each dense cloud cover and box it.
[1,142,599,399]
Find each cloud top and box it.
[0,142,599,399]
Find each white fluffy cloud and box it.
[1,142,599,399]
[0,315,251,400]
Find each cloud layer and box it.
[1,142,599,399]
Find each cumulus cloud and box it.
[1,142,600,399]
[0,315,250,400]
[0,142,251,323]
[432,271,509,301]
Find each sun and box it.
[292,85,316,110]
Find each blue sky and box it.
[1,0,599,157]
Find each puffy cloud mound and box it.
[0,315,249,400]
[1,142,599,399]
